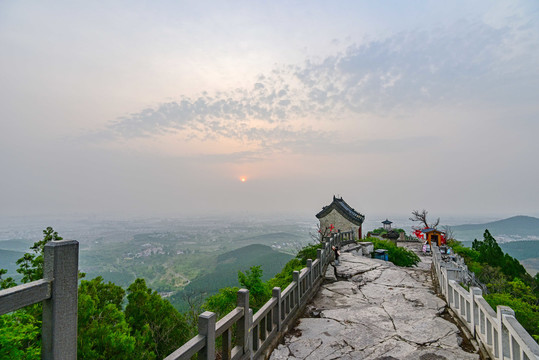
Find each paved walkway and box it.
[270,243,479,360]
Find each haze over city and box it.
[1,1,538,219]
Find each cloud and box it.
[99,18,538,159]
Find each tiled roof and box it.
[421,228,445,234]
[315,196,365,226]
[382,219,393,224]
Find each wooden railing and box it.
[432,244,539,360]
[165,231,352,360]
[0,240,79,360]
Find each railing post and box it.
[470,287,482,337]
[317,249,323,278]
[293,271,300,305]
[497,306,515,360]
[198,312,216,360]
[42,240,79,360]
[272,287,281,331]
[306,259,313,288]
[248,308,254,355]
[237,289,250,356]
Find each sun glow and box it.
[240,177,247,182]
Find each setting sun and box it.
[240,177,247,182]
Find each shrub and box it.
[485,293,539,340]
[361,237,419,267]
[296,243,323,264]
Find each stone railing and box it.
[165,231,352,360]
[0,240,79,360]
[432,244,539,360]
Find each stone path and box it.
[270,243,479,360]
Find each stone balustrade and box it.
[165,231,352,360]
[0,232,355,360]
[0,240,79,360]
[432,244,539,360]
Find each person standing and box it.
[332,246,341,266]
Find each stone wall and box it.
[319,208,359,238]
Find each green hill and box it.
[451,216,539,276]
[498,241,539,261]
[170,243,293,310]
[452,215,539,242]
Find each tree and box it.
[238,265,270,311]
[0,227,63,359]
[310,223,334,243]
[442,225,455,242]
[0,311,40,360]
[77,279,147,360]
[181,289,205,337]
[202,286,241,319]
[410,209,440,229]
[16,227,62,283]
[472,230,505,268]
[0,268,16,289]
[125,278,190,359]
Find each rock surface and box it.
[270,243,479,360]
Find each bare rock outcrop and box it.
[270,247,479,360]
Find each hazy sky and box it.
[1,1,538,219]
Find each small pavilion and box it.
[382,219,392,231]
[422,228,446,246]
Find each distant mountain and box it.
[450,215,539,276]
[169,243,293,311]
[452,215,539,236]
[236,232,305,244]
[451,215,539,243]
[0,238,34,252]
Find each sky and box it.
[1,0,538,220]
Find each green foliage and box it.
[296,243,322,263]
[362,237,420,267]
[472,230,505,268]
[78,283,145,360]
[79,276,125,309]
[0,311,41,360]
[0,268,16,289]
[16,227,62,283]
[203,286,240,318]
[484,293,539,339]
[371,227,405,236]
[0,227,188,360]
[170,244,292,311]
[450,229,539,341]
[202,242,321,320]
[77,277,163,360]
[507,279,537,306]
[125,278,190,359]
[238,266,270,311]
[266,258,304,291]
[0,227,63,359]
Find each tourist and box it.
[332,245,341,266]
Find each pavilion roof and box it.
[316,196,365,226]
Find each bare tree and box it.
[442,225,455,241]
[410,209,440,229]
[309,223,333,243]
[181,289,204,336]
